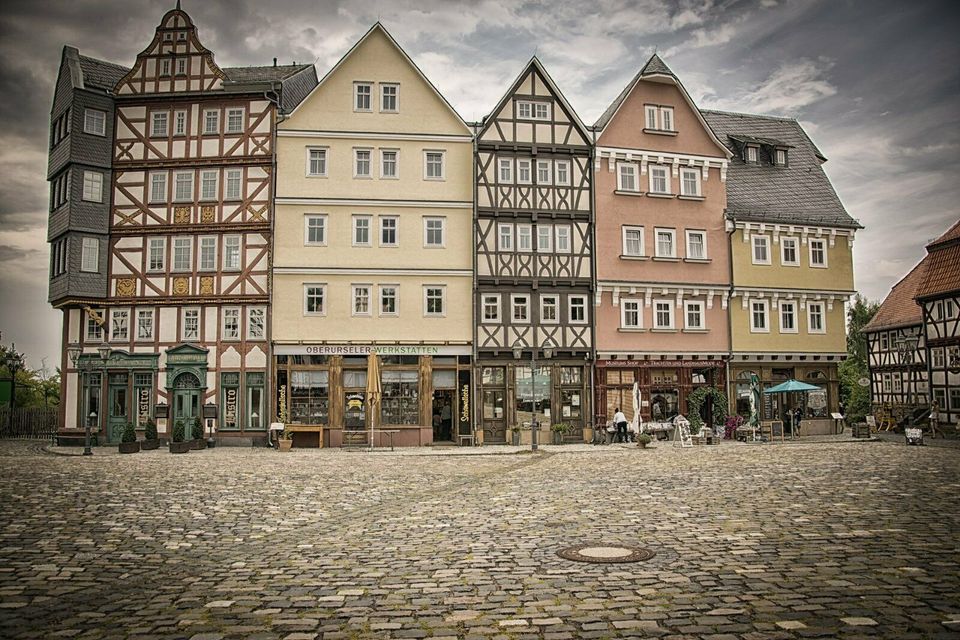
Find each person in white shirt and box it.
[613,408,628,443]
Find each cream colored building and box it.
[273,23,474,447]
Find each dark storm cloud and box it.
[1,0,958,369]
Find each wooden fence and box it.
[0,407,59,440]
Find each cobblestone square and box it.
[1,440,958,639]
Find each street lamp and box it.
[68,342,111,456]
[3,343,25,436]
[513,340,554,452]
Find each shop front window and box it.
[515,366,551,428]
[482,366,505,385]
[85,372,101,424]
[290,370,329,425]
[246,373,265,430]
[382,370,419,425]
[735,370,757,418]
[649,391,678,422]
[805,370,828,418]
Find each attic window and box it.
[178,32,187,41]
[517,101,549,121]
[745,145,759,163]
[163,33,172,41]
[643,104,676,134]
[774,148,788,166]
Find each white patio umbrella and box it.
[631,381,643,434]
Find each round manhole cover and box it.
[557,544,655,564]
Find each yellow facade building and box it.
[272,24,474,447]
[702,111,860,434]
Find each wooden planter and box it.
[278,439,293,452]
[190,438,206,450]
[118,441,140,454]
[169,441,191,454]
[140,439,160,451]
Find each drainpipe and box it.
[264,81,282,441]
[725,213,735,416]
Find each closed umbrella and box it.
[749,373,761,428]
[631,381,642,434]
[366,350,381,449]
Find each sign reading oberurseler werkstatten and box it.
[273,345,471,356]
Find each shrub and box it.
[145,417,158,441]
[551,422,569,434]
[192,416,204,440]
[172,420,185,443]
[121,421,137,444]
[637,433,653,446]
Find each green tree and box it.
[0,342,61,409]
[840,295,880,424]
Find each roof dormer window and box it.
[774,148,788,166]
[745,145,759,163]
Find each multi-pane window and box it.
[111,309,129,341]
[517,225,532,251]
[137,309,154,340]
[537,225,552,252]
[425,287,445,316]
[555,225,571,253]
[247,307,265,339]
[537,160,551,184]
[304,215,326,245]
[618,163,637,191]
[51,172,69,209]
[780,302,797,333]
[304,285,325,315]
[353,216,371,246]
[381,150,398,178]
[685,301,704,330]
[808,303,825,333]
[751,300,769,332]
[148,238,165,271]
[183,308,200,341]
[569,296,586,324]
[781,237,799,265]
[172,237,192,271]
[809,239,827,267]
[176,58,186,75]
[200,170,218,200]
[86,309,103,341]
[82,171,102,203]
[482,294,500,322]
[160,58,171,75]
[424,217,445,247]
[775,149,787,165]
[534,103,549,119]
[204,110,219,134]
[307,148,327,176]
[655,228,675,257]
[150,172,167,203]
[752,235,771,264]
[660,107,674,131]
[623,227,643,256]
[50,238,67,276]
[517,102,531,118]
[380,285,398,315]
[353,285,371,316]
[499,159,512,183]
[174,171,193,201]
[151,111,168,136]
[199,236,217,271]
[226,108,244,133]
[654,301,674,329]
[686,230,706,259]
[381,83,398,111]
[746,145,758,162]
[380,216,398,246]
[622,300,641,328]
[425,151,444,179]
[223,235,241,270]
[225,168,241,200]
[498,224,513,251]
[517,159,532,184]
[222,308,240,340]
[556,161,570,185]
[174,110,186,136]
[680,168,700,196]
[355,83,372,111]
[649,166,669,194]
[51,109,70,147]
[512,295,529,322]
[645,105,658,130]
[80,237,99,272]
[84,109,105,136]
[354,149,372,177]
[541,296,558,323]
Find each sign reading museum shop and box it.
[274,344,472,356]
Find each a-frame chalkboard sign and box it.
[674,415,693,448]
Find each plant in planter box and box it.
[724,414,745,440]
[170,420,190,454]
[278,426,293,451]
[190,416,206,449]
[118,421,140,454]
[636,433,653,449]
[141,418,160,450]
[550,422,569,444]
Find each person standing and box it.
[793,407,803,438]
[613,408,628,443]
[930,401,940,439]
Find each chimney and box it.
[273,57,277,67]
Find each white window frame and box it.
[533,102,549,120]
[176,58,186,76]
[110,309,129,342]
[621,299,642,329]
[203,109,219,135]
[151,111,168,137]
[536,224,553,252]
[198,236,217,271]
[225,108,244,134]
[86,308,104,341]
[775,148,787,165]
[83,108,106,136]
[173,171,193,202]
[659,106,674,132]
[684,301,705,330]
[379,285,399,317]
[354,82,372,112]
[352,215,372,247]
[424,150,445,181]
[685,230,707,260]
[679,167,700,196]
[160,57,171,76]
[779,301,798,334]
[423,285,446,317]
[352,284,372,317]
[622,226,644,257]
[498,158,513,184]
[780,237,800,266]
[555,160,570,186]
[225,168,242,200]
[247,307,265,340]
[380,83,399,113]
[750,299,770,333]
[649,165,670,194]
[617,163,638,192]
[81,171,103,203]
[517,224,533,252]
[482,294,500,324]
[172,236,192,272]
[303,284,326,316]
[644,105,658,130]
[199,169,218,201]
[423,216,445,248]
[182,308,200,341]
[516,101,531,119]
[746,145,758,162]
[809,238,828,268]
[569,295,587,325]
[380,149,399,179]
[536,160,552,185]
[174,109,186,136]
[512,295,530,324]
[517,159,532,185]
[148,237,165,272]
[654,228,676,258]
[653,300,675,329]
[136,308,154,341]
[306,147,328,177]
[752,235,771,265]
[807,302,826,334]
[222,235,241,271]
[379,215,399,247]
[222,307,240,341]
[498,223,514,251]
[555,225,571,253]
[303,214,327,246]
[353,148,372,178]
[540,294,559,324]
[149,172,167,203]
[80,237,99,273]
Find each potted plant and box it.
[510,425,521,446]
[636,433,653,449]
[550,422,569,445]
[190,416,206,449]
[278,426,293,452]
[169,420,190,454]
[141,417,160,450]
[118,421,140,454]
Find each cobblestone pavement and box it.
[1,439,958,639]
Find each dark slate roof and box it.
[278,65,318,114]
[729,134,792,148]
[222,63,312,84]
[594,53,676,130]
[222,63,317,113]
[77,54,129,91]
[863,258,927,333]
[701,109,861,229]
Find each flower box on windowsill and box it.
[643,128,678,136]
[619,254,648,261]
[614,189,645,197]
[646,192,675,199]
[677,195,706,201]
[683,257,712,264]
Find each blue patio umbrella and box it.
[763,379,821,394]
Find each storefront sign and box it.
[137,387,151,425]
[224,388,238,429]
[274,344,470,356]
[276,384,287,422]
[458,369,471,436]
[167,354,208,364]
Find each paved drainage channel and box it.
[557,544,656,564]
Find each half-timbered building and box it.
[474,57,593,444]
[55,6,316,443]
[916,219,960,429]
[864,260,928,421]
[592,54,732,431]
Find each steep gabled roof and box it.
[863,259,927,333]
[77,54,129,91]
[916,218,960,300]
[701,109,861,229]
[222,63,318,113]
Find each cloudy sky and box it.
[1,0,958,369]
